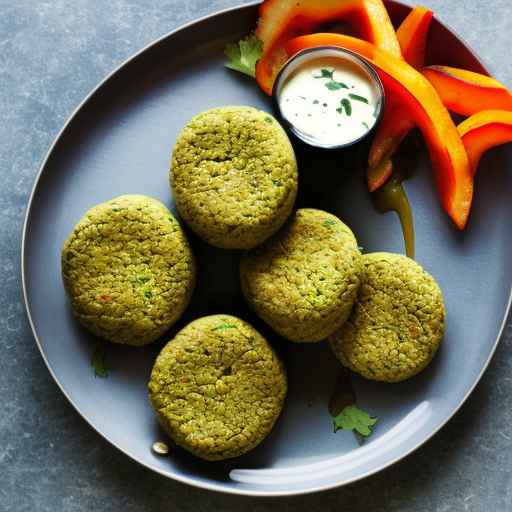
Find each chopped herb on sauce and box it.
[341,98,352,116]
[349,93,368,104]
[325,80,349,91]
[314,68,334,79]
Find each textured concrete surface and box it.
[1,1,511,510]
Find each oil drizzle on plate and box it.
[373,177,415,259]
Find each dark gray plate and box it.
[22,0,512,496]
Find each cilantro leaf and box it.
[349,93,368,104]
[224,35,263,78]
[325,80,349,91]
[340,98,352,116]
[333,405,378,437]
[213,322,238,331]
[132,275,150,285]
[323,219,337,227]
[314,68,334,79]
[91,344,108,378]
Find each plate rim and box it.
[20,0,512,497]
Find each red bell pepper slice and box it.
[285,33,473,229]
[458,110,512,174]
[255,0,401,95]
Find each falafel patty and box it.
[329,252,445,383]
[171,106,298,250]
[240,209,362,342]
[61,195,196,346]
[148,315,287,461]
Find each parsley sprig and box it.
[333,405,378,438]
[91,343,108,378]
[224,35,263,78]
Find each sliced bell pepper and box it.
[255,0,401,95]
[367,6,432,191]
[458,110,512,174]
[423,65,512,116]
[396,5,433,69]
[367,96,412,191]
[285,33,473,229]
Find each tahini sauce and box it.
[279,57,381,146]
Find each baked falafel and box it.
[240,208,362,342]
[329,252,445,383]
[148,315,287,461]
[61,195,196,346]
[171,106,298,250]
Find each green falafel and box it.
[240,209,362,342]
[171,106,298,249]
[61,195,196,346]
[329,252,445,383]
[148,315,287,461]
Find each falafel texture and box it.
[240,208,362,342]
[171,106,298,250]
[148,315,287,461]
[329,252,445,382]
[61,195,196,346]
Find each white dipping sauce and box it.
[278,56,381,147]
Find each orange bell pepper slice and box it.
[423,66,512,116]
[367,6,433,191]
[285,33,473,229]
[458,110,512,174]
[367,96,412,192]
[255,0,401,95]
[396,5,433,69]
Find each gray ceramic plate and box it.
[22,0,512,497]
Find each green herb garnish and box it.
[349,93,368,104]
[132,275,150,285]
[325,80,349,91]
[339,98,352,116]
[362,121,370,130]
[224,34,263,78]
[91,344,108,378]
[333,405,378,437]
[264,116,273,124]
[143,289,153,298]
[213,322,238,331]
[324,219,337,227]
[314,68,334,79]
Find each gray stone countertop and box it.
[1,1,511,510]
